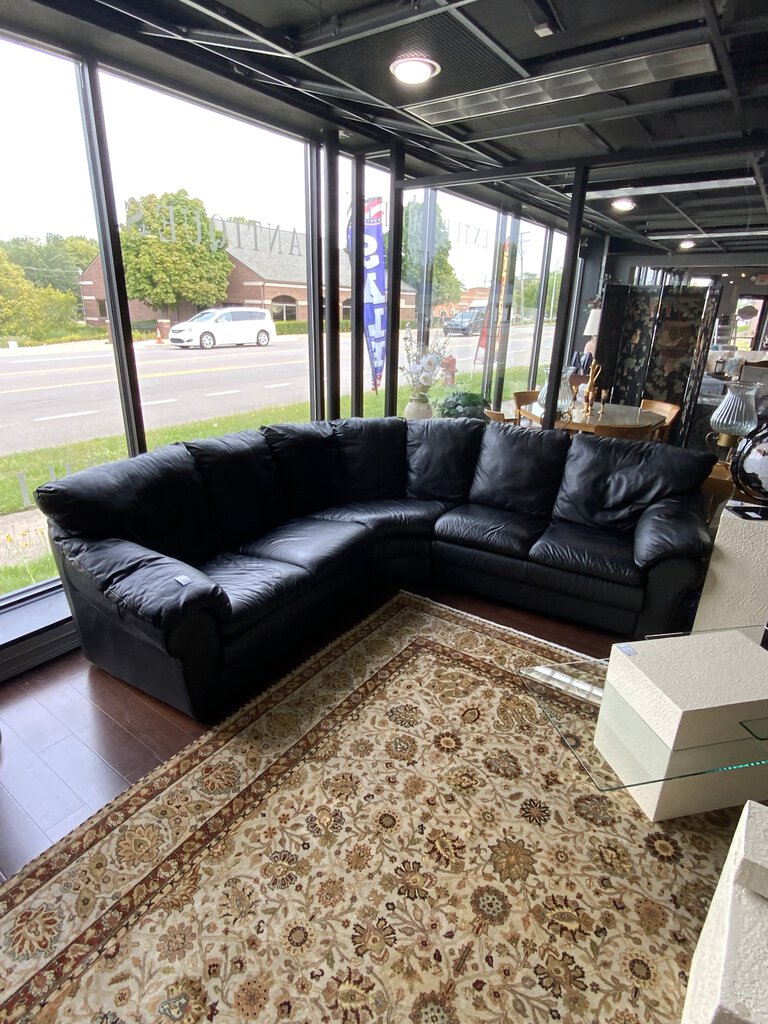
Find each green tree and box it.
[121,189,231,313]
[63,235,99,275]
[0,234,85,296]
[400,199,463,307]
[0,249,75,340]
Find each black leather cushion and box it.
[552,433,716,530]
[406,417,486,503]
[183,430,286,548]
[633,495,712,568]
[434,503,549,557]
[332,418,407,500]
[310,499,450,537]
[469,424,571,516]
[261,422,343,515]
[57,535,232,627]
[529,520,644,584]
[35,444,211,561]
[198,552,311,635]
[240,518,370,580]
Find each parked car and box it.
[169,307,276,349]
[442,308,486,336]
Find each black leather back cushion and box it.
[553,433,716,530]
[183,430,285,548]
[35,444,212,561]
[406,417,486,503]
[261,421,343,515]
[332,417,407,501]
[470,424,571,516]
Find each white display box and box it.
[605,631,768,749]
[693,507,768,632]
[595,631,768,820]
[682,801,768,1024]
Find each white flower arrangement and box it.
[400,336,448,400]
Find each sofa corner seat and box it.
[35,417,716,720]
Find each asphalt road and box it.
[0,327,554,456]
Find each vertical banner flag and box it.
[350,198,387,391]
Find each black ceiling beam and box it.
[139,27,289,56]
[701,0,768,219]
[440,1,529,79]
[295,0,475,55]
[400,134,768,189]
[465,90,732,143]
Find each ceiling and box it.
[9,0,768,259]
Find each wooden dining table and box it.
[500,400,666,435]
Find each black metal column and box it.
[304,141,324,420]
[417,188,437,356]
[483,210,509,403]
[349,156,365,416]
[385,144,405,417]
[529,228,554,389]
[322,130,340,420]
[491,216,521,411]
[77,59,146,455]
[542,166,589,430]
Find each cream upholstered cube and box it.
[682,801,768,1024]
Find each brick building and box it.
[80,220,417,328]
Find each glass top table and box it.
[518,645,768,792]
[509,400,666,434]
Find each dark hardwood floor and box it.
[0,589,615,882]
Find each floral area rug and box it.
[0,593,738,1024]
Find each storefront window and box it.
[99,71,312,441]
[0,38,126,599]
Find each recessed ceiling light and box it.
[722,272,729,277]
[741,272,747,277]
[390,56,441,85]
[679,239,696,249]
[611,197,637,212]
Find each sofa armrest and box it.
[633,495,712,570]
[57,535,231,634]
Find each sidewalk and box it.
[0,507,50,568]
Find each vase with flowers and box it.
[400,335,448,419]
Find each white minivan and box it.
[169,307,276,349]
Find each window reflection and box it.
[0,38,125,599]
[99,71,312,440]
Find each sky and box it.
[1,35,559,288]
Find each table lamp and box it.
[583,307,602,359]
[707,382,759,462]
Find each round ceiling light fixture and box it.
[611,197,637,212]
[390,56,441,85]
[679,238,696,249]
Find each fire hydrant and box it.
[442,355,457,386]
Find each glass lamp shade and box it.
[584,308,602,336]
[538,369,574,414]
[557,373,574,414]
[709,382,759,447]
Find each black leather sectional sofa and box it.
[35,417,716,720]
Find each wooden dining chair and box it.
[484,408,506,422]
[512,389,541,426]
[639,399,681,443]
[593,422,656,441]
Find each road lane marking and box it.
[34,410,99,421]
[0,360,311,395]
[205,390,241,396]
[143,398,178,405]
[263,382,292,389]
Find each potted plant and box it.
[435,389,490,420]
